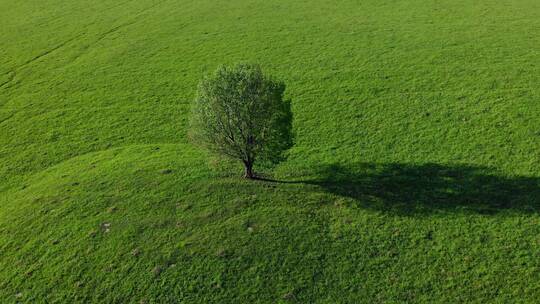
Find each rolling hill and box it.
[1,0,540,302]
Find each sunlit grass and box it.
[1,0,540,302]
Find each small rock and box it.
[282,291,295,300]
[247,227,254,233]
[152,266,162,276]
[131,248,141,256]
[15,292,23,298]
[101,222,111,233]
[107,206,117,213]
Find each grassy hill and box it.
[1,0,540,302]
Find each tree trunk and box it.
[244,161,255,179]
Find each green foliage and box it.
[190,63,293,177]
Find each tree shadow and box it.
[281,163,540,215]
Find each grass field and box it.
[1,0,540,302]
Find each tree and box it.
[189,63,293,179]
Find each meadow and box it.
[1,0,540,302]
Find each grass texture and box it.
[1,0,540,302]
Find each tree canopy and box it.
[189,63,293,178]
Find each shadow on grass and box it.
[263,163,540,215]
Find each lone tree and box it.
[190,63,293,179]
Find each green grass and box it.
[1,0,540,302]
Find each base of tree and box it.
[244,173,256,179]
[244,162,255,179]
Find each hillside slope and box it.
[1,0,540,302]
